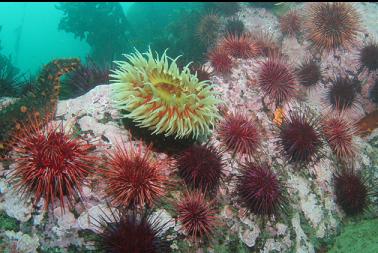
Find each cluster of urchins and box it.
[5,2,378,253]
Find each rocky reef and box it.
[0,2,377,253]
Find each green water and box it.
[0,2,205,75]
[0,2,377,253]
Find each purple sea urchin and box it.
[235,162,287,217]
[296,58,322,88]
[95,208,171,253]
[334,169,368,216]
[326,76,359,112]
[225,18,245,37]
[65,57,110,97]
[277,107,323,166]
[359,41,378,72]
[189,64,213,82]
[176,144,224,193]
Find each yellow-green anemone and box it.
[111,49,221,139]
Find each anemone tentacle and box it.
[111,49,221,139]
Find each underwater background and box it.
[0,2,377,253]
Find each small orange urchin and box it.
[305,2,361,52]
[280,10,302,37]
[10,114,96,210]
[102,141,170,208]
[220,33,260,59]
[321,115,357,162]
[217,111,262,156]
[176,190,218,241]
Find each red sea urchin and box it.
[280,10,302,37]
[321,115,357,162]
[334,169,368,216]
[102,141,170,209]
[10,114,96,210]
[277,107,323,167]
[217,111,262,156]
[220,33,260,59]
[326,76,359,112]
[250,30,280,57]
[176,144,224,193]
[208,47,233,74]
[257,57,298,105]
[95,208,171,253]
[305,2,361,53]
[235,162,287,217]
[176,191,218,241]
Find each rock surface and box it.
[0,3,377,253]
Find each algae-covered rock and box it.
[329,219,378,253]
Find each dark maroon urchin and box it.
[257,57,298,105]
[359,41,378,73]
[94,208,172,253]
[334,169,369,216]
[64,57,110,97]
[296,58,322,88]
[189,63,214,82]
[217,111,262,156]
[235,162,287,217]
[176,144,225,193]
[225,18,245,37]
[326,76,360,112]
[277,107,323,166]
